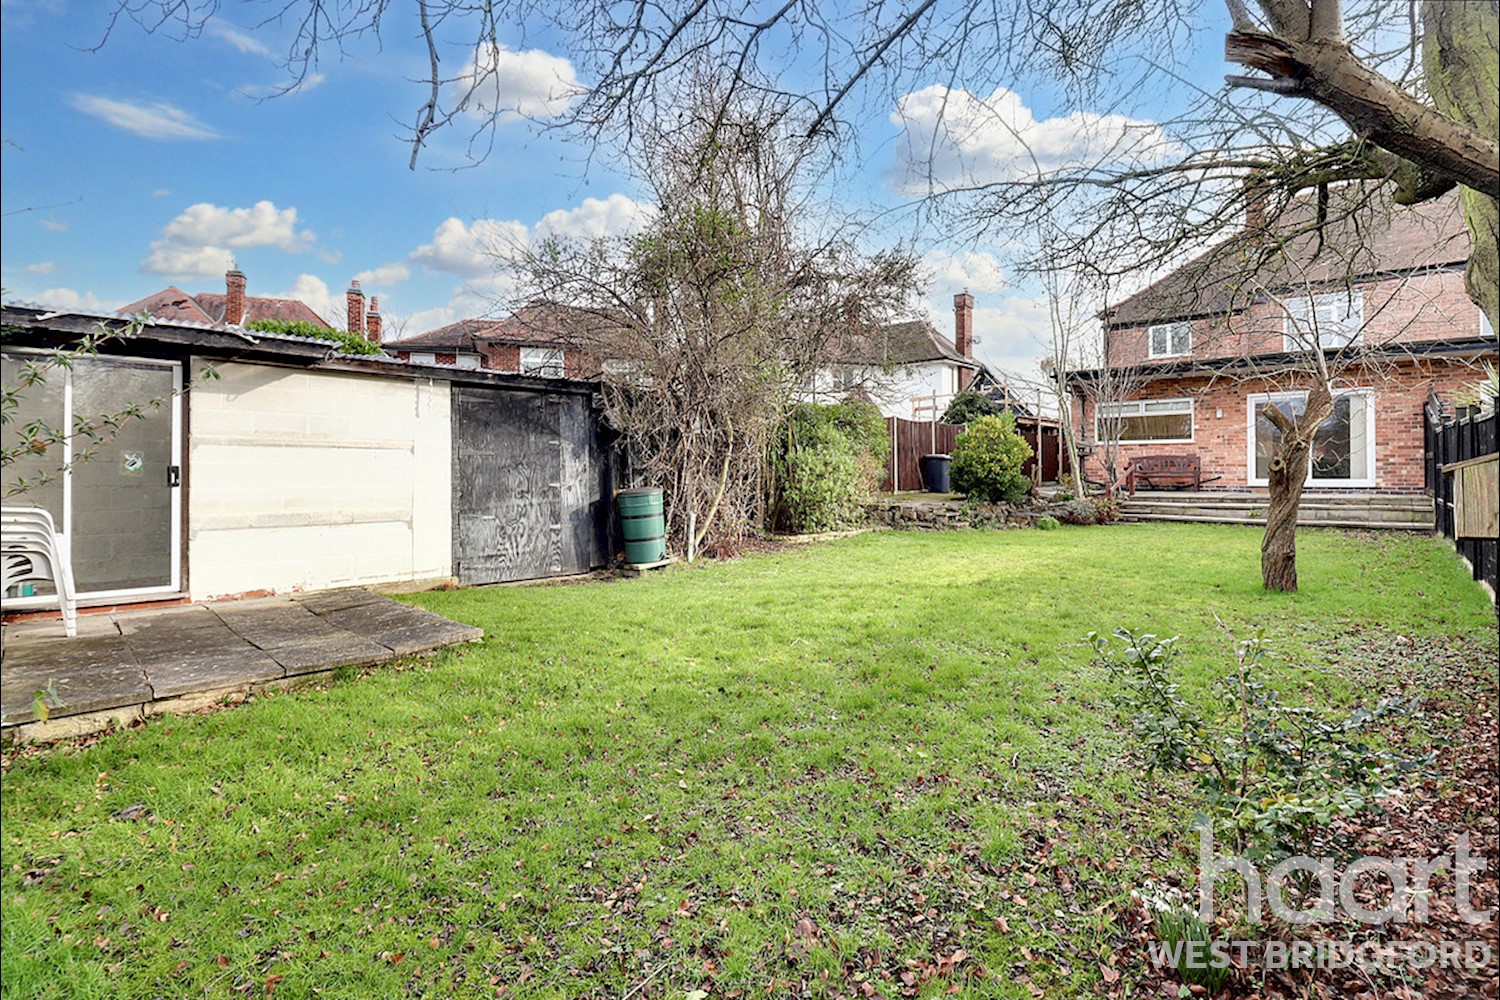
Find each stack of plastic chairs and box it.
[1,506,77,638]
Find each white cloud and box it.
[354,262,412,286]
[410,197,651,281]
[922,249,1008,296]
[141,200,317,276]
[23,261,55,274]
[410,217,529,279]
[456,44,583,123]
[891,85,1176,194]
[40,219,67,232]
[276,274,339,327]
[206,21,274,58]
[70,94,221,141]
[151,188,171,198]
[32,287,121,313]
[535,194,654,241]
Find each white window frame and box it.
[1147,321,1192,358]
[454,353,481,370]
[1246,387,1376,488]
[1283,291,1364,350]
[1094,397,1195,444]
[520,346,565,378]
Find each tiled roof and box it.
[387,317,502,352]
[1107,184,1471,328]
[840,319,976,367]
[119,287,330,327]
[403,302,629,352]
[480,302,618,346]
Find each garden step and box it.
[1119,510,1434,530]
[1116,491,1433,530]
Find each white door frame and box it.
[4,351,183,605]
[1246,387,1376,488]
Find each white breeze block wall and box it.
[186,362,452,599]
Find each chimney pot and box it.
[225,269,247,326]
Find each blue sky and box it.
[1,1,1232,381]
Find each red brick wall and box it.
[485,343,521,372]
[1108,267,1484,368]
[435,352,457,366]
[1076,355,1493,492]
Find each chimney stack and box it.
[225,269,247,326]
[954,289,975,391]
[1244,174,1269,232]
[346,279,365,336]
[366,296,382,345]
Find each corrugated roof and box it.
[1107,184,1471,328]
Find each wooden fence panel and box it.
[885,416,1071,491]
[1425,405,1497,605]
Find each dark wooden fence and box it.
[886,418,963,492]
[884,416,1071,492]
[1424,401,1497,604]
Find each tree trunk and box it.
[1261,429,1314,592]
[1425,0,1500,333]
[1259,387,1335,592]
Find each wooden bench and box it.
[1123,454,1222,494]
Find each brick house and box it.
[809,292,983,420]
[404,295,985,419]
[1070,186,1497,493]
[387,302,601,378]
[120,270,384,345]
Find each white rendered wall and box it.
[186,362,452,599]
[801,362,960,419]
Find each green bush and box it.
[1090,627,1428,863]
[245,318,383,356]
[940,389,1001,425]
[1036,515,1061,531]
[950,413,1033,503]
[781,401,889,487]
[778,422,865,533]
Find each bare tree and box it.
[499,92,919,555]
[99,2,1496,327]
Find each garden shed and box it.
[1,305,620,614]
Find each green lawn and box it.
[2,525,1495,998]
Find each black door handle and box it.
[168,466,181,487]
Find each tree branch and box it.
[1226,28,1500,197]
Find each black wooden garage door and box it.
[452,386,611,584]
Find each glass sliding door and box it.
[1249,389,1374,487]
[2,351,182,601]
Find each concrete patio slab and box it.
[2,589,482,740]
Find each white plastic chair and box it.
[1,506,77,637]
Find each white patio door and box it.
[1248,389,1375,488]
[2,351,183,602]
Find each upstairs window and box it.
[1285,291,1363,349]
[520,347,565,378]
[1148,322,1191,358]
